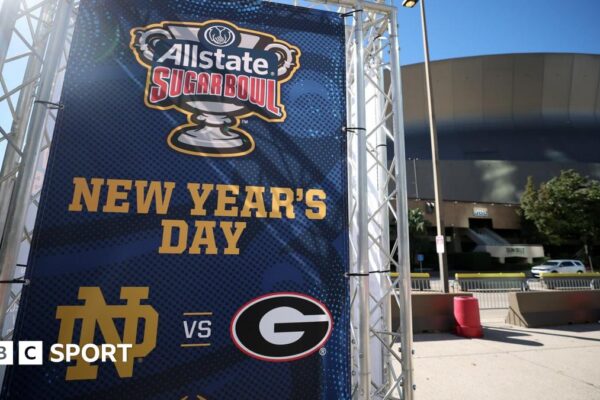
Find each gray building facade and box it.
[398,53,600,233]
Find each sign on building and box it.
[473,207,489,217]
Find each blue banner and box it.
[2,0,349,399]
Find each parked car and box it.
[531,259,586,278]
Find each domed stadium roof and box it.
[400,53,600,163]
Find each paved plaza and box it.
[406,311,600,400]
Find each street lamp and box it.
[402,0,449,292]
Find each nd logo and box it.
[55,287,158,381]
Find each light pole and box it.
[409,157,420,199]
[402,0,449,292]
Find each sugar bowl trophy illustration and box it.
[130,20,301,157]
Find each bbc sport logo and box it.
[0,341,132,367]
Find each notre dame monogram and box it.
[55,287,159,381]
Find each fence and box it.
[540,273,600,290]
[402,273,600,310]
[452,273,527,309]
[392,272,432,291]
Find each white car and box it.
[531,259,586,278]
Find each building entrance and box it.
[469,218,493,230]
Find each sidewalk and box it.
[408,313,600,400]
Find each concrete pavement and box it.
[406,314,600,400]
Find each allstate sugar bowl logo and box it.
[130,20,301,157]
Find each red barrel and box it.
[454,296,483,338]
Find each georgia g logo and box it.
[230,292,333,362]
[130,19,300,157]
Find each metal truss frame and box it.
[0,1,414,399]
[0,0,75,340]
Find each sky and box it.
[395,0,600,65]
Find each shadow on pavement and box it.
[413,328,544,346]
[413,323,600,344]
[482,327,544,347]
[496,324,600,343]
[545,323,600,333]
[413,332,464,342]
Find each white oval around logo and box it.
[204,25,236,48]
[230,292,334,362]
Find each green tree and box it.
[520,170,600,259]
[408,208,431,269]
[519,178,547,245]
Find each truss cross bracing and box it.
[0,1,414,399]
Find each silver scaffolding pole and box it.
[0,0,21,66]
[374,34,393,395]
[389,7,415,400]
[0,0,58,240]
[353,2,371,399]
[0,0,73,331]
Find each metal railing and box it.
[539,273,600,290]
[392,272,432,291]
[452,273,528,309]
[403,273,600,310]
